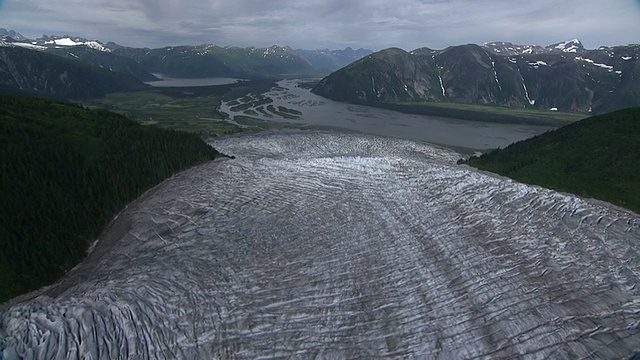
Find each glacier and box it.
[1,131,640,359]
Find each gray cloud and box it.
[1,0,639,50]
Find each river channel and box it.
[219,79,557,150]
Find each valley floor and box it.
[218,79,557,150]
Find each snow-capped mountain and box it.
[0,29,372,77]
[313,40,640,114]
[34,35,112,52]
[483,39,586,55]
[546,39,585,53]
[0,31,114,53]
[482,41,546,56]
[1,27,637,112]
[0,29,44,50]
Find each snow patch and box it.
[491,61,501,91]
[438,74,446,97]
[528,61,548,67]
[46,38,80,46]
[523,83,535,105]
[575,57,613,70]
[84,41,110,52]
[517,68,535,105]
[11,42,47,51]
[43,37,110,52]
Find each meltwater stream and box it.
[2,131,640,359]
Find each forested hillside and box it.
[0,95,219,302]
[462,107,640,213]
[0,46,145,99]
[45,45,159,81]
[112,44,319,78]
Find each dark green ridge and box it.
[0,46,145,100]
[0,94,219,302]
[461,107,640,214]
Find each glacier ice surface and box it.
[2,131,640,359]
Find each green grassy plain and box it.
[88,91,239,135]
[85,80,277,137]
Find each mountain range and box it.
[312,39,640,114]
[0,30,372,99]
[1,30,639,115]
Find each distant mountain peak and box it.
[482,39,585,55]
[0,28,27,41]
[547,39,584,53]
[295,47,373,71]
[409,47,436,56]
[35,34,111,52]
[482,41,545,55]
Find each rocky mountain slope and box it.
[44,46,159,82]
[312,40,640,114]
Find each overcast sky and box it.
[2,0,639,50]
